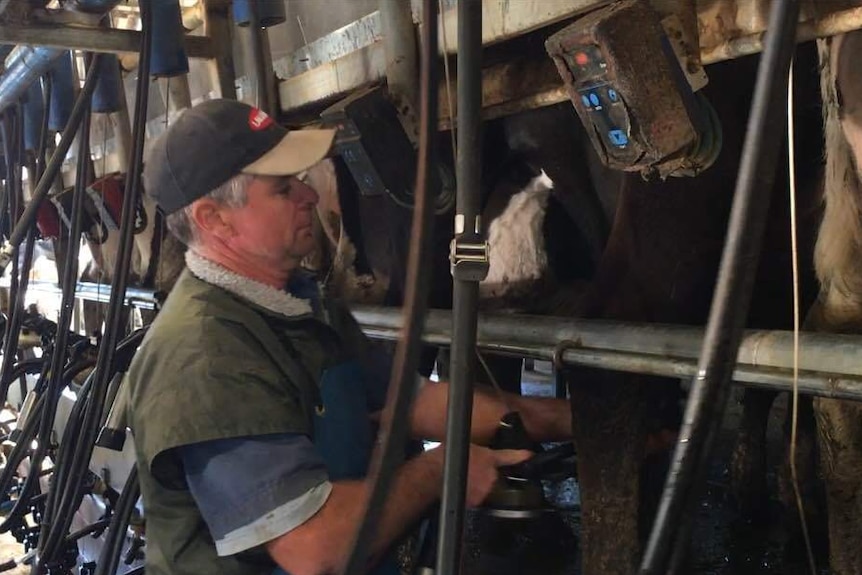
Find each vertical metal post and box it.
[158,74,193,118]
[203,0,237,100]
[241,0,276,114]
[380,0,419,141]
[437,0,486,572]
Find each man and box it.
[127,99,573,575]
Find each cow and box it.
[806,28,862,575]
[303,38,836,573]
[58,31,853,575]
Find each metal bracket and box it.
[450,213,489,281]
[449,235,489,281]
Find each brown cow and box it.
[808,29,862,575]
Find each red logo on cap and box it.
[248,108,274,131]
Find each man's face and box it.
[224,174,319,270]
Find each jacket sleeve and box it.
[127,315,312,488]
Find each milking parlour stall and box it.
[0,1,860,574]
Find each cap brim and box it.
[242,128,336,176]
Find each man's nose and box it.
[296,180,319,206]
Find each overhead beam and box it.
[279,2,862,118]
[0,24,215,59]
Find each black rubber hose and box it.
[436,0,484,570]
[638,1,801,573]
[39,338,147,563]
[0,113,14,236]
[2,358,46,392]
[44,328,143,521]
[65,518,110,544]
[0,394,45,504]
[1,54,97,536]
[0,226,38,406]
[0,108,31,406]
[0,359,96,533]
[41,368,96,525]
[0,54,104,272]
[93,466,139,575]
[38,7,151,561]
[342,0,439,572]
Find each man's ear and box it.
[188,199,233,240]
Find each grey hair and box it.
[164,173,254,246]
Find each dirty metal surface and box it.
[279,0,862,119]
[545,0,701,176]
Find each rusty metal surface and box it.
[545,0,701,176]
[278,0,862,120]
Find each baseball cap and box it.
[143,99,336,215]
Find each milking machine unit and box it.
[545,0,721,179]
[0,2,190,573]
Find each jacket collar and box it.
[185,250,313,318]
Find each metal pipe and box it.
[203,0,237,100]
[65,0,121,13]
[0,47,65,115]
[379,0,419,141]
[14,280,158,309]
[702,6,862,65]
[640,0,802,572]
[239,1,276,115]
[342,0,439,571]
[353,307,862,379]
[361,325,862,402]
[437,0,485,572]
[0,23,215,60]
[158,75,193,117]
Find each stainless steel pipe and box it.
[353,306,862,401]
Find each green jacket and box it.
[127,266,377,575]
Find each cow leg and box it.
[814,397,862,574]
[729,388,775,520]
[777,394,825,538]
[568,367,646,574]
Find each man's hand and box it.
[465,445,531,507]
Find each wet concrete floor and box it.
[460,365,829,575]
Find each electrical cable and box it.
[638,1,802,572]
[343,0,439,571]
[37,13,150,560]
[92,466,139,575]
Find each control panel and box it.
[546,0,713,178]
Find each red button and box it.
[575,52,589,66]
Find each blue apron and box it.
[273,361,400,575]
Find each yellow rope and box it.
[787,59,817,575]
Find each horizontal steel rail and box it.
[9,280,861,400]
[353,306,862,401]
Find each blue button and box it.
[589,93,600,107]
[581,95,592,108]
[608,129,628,147]
[608,88,619,102]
